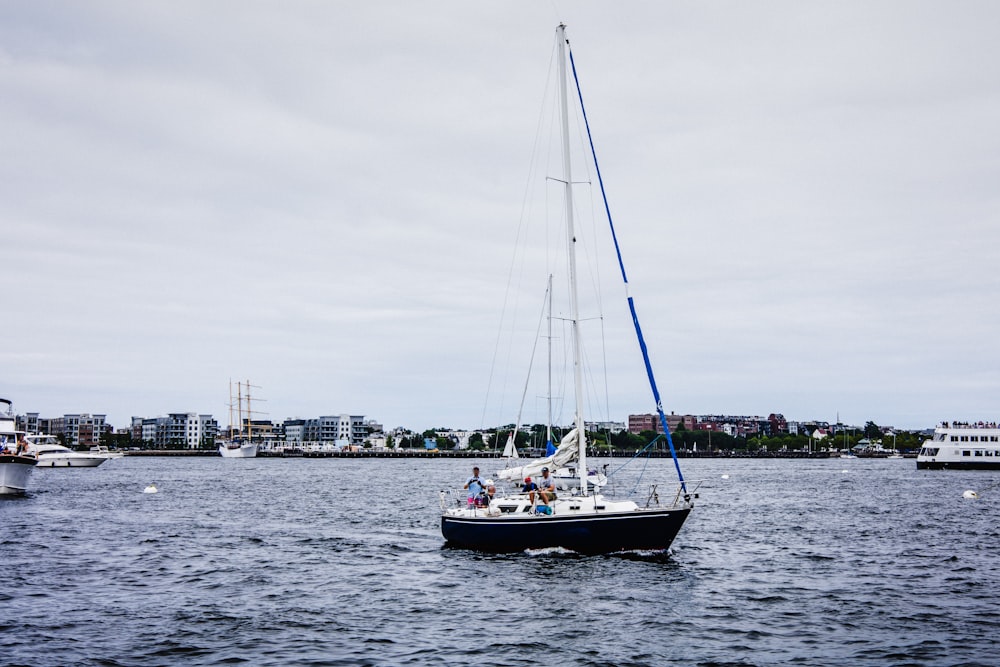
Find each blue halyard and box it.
[567,45,688,495]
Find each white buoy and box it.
[721,474,730,480]
[841,469,849,474]
[143,484,158,494]
[962,490,978,499]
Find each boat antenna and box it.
[566,27,687,493]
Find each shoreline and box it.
[122,449,915,459]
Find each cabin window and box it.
[921,447,939,456]
[975,450,983,456]
[986,451,993,457]
[960,436,969,442]
[992,436,999,442]
[950,436,958,442]
[971,436,979,442]
[962,450,971,456]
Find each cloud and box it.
[2,2,999,430]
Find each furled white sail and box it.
[497,428,579,484]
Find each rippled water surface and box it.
[2,456,998,666]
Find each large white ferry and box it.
[917,422,1000,470]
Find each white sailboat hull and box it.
[219,442,258,458]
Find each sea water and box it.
[1,456,997,666]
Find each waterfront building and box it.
[586,420,626,434]
[283,419,306,443]
[130,416,144,442]
[16,413,110,448]
[16,412,40,434]
[628,414,660,434]
[768,413,788,435]
[136,413,218,448]
[283,414,368,446]
[435,429,473,449]
[627,413,694,435]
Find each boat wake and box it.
[523,546,577,557]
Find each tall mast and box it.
[556,23,588,494]
[228,379,234,440]
[237,381,243,440]
[245,380,253,442]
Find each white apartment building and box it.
[284,414,367,446]
[136,413,218,448]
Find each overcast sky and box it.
[3,1,999,432]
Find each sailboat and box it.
[218,380,259,458]
[440,24,694,554]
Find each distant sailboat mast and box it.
[237,381,243,440]
[244,380,253,443]
[228,379,234,441]
[556,23,588,495]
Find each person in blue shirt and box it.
[463,466,485,506]
[521,476,538,504]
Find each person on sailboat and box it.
[521,476,539,505]
[463,467,485,507]
[538,467,557,503]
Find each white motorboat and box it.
[90,445,125,459]
[441,25,694,554]
[0,398,36,495]
[27,435,109,468]
[917,421,1000,470]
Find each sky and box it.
[3,1,999,433]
